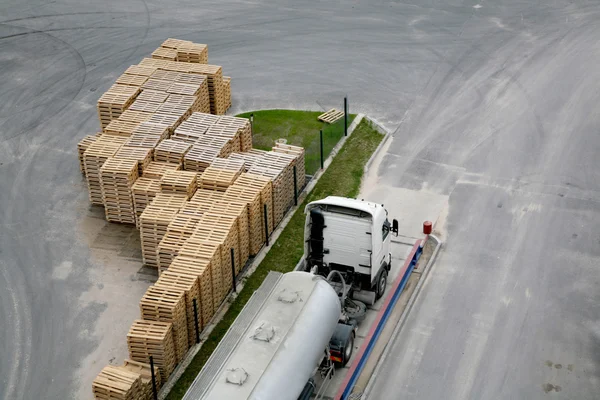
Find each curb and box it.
[361,234,443,398]
[362,116,392,175]
[158,112,365,399]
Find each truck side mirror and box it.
[392,219,399,236]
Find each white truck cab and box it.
[303,197,398,303]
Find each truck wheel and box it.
[376,269,388,300]
[341,332,355,367]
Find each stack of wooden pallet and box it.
[77,134,98,175]
[184,189,224,215]
[186,64,226,115]
[121,359,161,399]
[100,158,139,224]
[157,211,203,272]
[234,172,274,235]
[139,193,187,267]
[83,136,127,205]
[160,38,209,64]
[104,119,141,137]
[224,184,263,256]
[177,238,223,311]
[168,254,215,327]
[119,109,154,125]
[206,124,241,154]
[97,85,140,129]
[155,269,201,346]
[92,365,144,400]
[218,115,252,152]
[198,166,241,192]
[140,285,188,363]
[160,170,198,198]
[127,319,176,382]
[209,201,249,273]
[272,142,306,189]
[114,146,153,176]
[154,139,191,163]
[131,177,161,228]
[209,157,245,173]
[223,76,231,111]
[141,161,181,179]
[172,113,217,143]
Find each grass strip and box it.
[167,119,383,399]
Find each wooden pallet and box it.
[206,123,241,154]
[176,73,207,86]
[318,108,344,124]
[218,115,252,151]
[121,359,162,397]
[142,78,173,92]
[100,158,139,224]
[129,99,162,114]
[139,57,171,68]
[209,157,245,173]
[156,102,191,119]
[161,38,193,49]
[272,142,306,189]
[155,269,202,346]
[154,139,192,163]
[97,90,139,129]
[107,84,141,96]
[83,140,124,205]
[166,94,200,111]
[152,47,178,61]
[132,177,161,228]
[146,114,182,133]
[140,285,188,363]
[183,145,221,172]
[234,172,274,235]
[137,89,170,103]
[124,65,157,77]
[92,365,143,400]
[160,170,198,197]
[118,109,154,124]
[168,255,215,325]
[104,119,140,137]
[209,203,249,272]
[77,135,98,175]
[151,70,182,82]
[124,133,162,149]
[114,146,153,176]
[115,73,148,87]
[224,185,263,256]
[175,43,208,64]
[198,166,240,192]
[142,161,181,179]
[127,319,176,382]
[223,76,231,111]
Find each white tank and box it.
[198,271,341,400]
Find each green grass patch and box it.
[166,119,383,399]
[236,109,356,175]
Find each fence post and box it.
[293,165,298,206]
[193,299,200,344]
[149,356,158,400]
[264,204,269,247]
[320,129,324,170]
[231,248,236,293]
[344,96,348,136]
[250,113,254,134]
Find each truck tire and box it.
[341,332,355,367]
[376,269,388,300]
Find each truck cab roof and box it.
[305,196,387,220]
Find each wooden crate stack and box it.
[114,146,153,176]
[139,193,187,267]
[92,365,143,400]
[154,139,191,163]
[273,142,306,189]
[155,269,201,346]
[206,124,241,154]
[121,359,161,399]
[131,177,161,228]
[127,319,176,382]
[177,238,223,311]
[152,47,178,61]
[218,115,252,152]
[140,285,188,363]
[160,39,209,64]
[77,135,98,175]
[198,166,241,192]
[223,76,231,111]
[100,158,139,224]
[160,170,198,198]
[224,184,263,256]
[210,199,250,272]
[97,86,140,129]
[83,137,126,205]
[186,64,226,115]
[157,212,202,273]
[234,172,274,235]
[168,255,214,327]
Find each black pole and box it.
[264,203,269,247]
[293,165,298,206]
[319,130,324,170]
[149,356,158,400]
[250,113,254,134]
[344,97,348,136]
[231,248,236,293]
[193,298,200,344]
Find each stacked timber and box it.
[139,193,187,267]
[100,158,139,224]
[92,365,143,400]
[140,285,188,363]
[127,319,176,382]
[155,269,201,346]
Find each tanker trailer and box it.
[182,271,354,400]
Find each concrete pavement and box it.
[1,0,599,399]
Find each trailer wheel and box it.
[341,332,355,367]
[376,269,388,300]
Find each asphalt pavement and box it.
[0,0,599,399]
